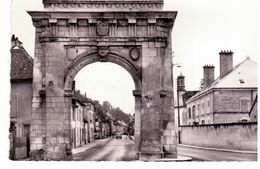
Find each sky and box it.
[9,0,258,114]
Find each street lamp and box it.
[176,73,185,124]
[172,51,182,143]
[172,63,182,144]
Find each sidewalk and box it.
[178,144,257,154]
[72,138,111,155]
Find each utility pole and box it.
[176,74,185,144]
[177,86,180,128]
[172,51,182,144]
[176,82,180,144]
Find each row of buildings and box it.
[9,35,129,160]
[175,50,257,126]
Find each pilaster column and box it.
[133,90,142,153]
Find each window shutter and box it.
[11,95,18,118]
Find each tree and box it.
[110,107,131,125]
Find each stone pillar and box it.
[160,31,178,158]
[30,33,72,160]
[138,34,177,160]
[133,90,142,153]
[138,43,163,160]
[43,42,71,160]
[30,23,47,160]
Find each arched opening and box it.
[65,53,142,161]
[74,62,135,115]
[64,52,141,91]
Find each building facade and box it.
[186,51,257,125]
[84,101,95,143]
[71,91,86,148]
[10,35,33,159]
[174,74,198,127]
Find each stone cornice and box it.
[28,11,177,19]
[43,0,163,3]
[28,11,177,29]
[42,0,164,11]
[39,36,168,44]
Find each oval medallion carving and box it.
[130,48,140,61]
[97,21,109,36]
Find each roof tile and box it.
[11,47,33,81]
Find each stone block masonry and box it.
[28,0,177,160]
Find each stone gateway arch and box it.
[28,0,177,160]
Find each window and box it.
[72,107,76,121]
[197,104,200,115]
[11,95,18,118]
[201,101,205,114]
[22,125,30,138]
[201,120,205,125]
[192,105,196,118]
[240,98,249,112]
[188,108,191,118]
[239,79,245,84]
[79,109,81,121]
[74,108,77,121]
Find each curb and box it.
[178,144,257,154]
[154,156,192,162]
[72,138,112,155]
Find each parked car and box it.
[129,135,134,140]
[115,133,122,139]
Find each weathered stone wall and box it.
[29,9,177,160]
[11,82,32,124]
[180,123,257,151]
[30,27,71,160]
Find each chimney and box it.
[203,65,215,89]
[11,35,23,49]
[177,74,185,91]
[11,35,16,48]
[219,50,233,78]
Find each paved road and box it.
[73,137,137,161]
[177,145,257,161]
[73,139,257,161]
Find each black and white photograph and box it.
[0,0,258,166]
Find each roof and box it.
[187,58,257,102]
[72,91,87,104]
[72,90,94,106]
[182,91,199,105]
[10,43,33,82]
